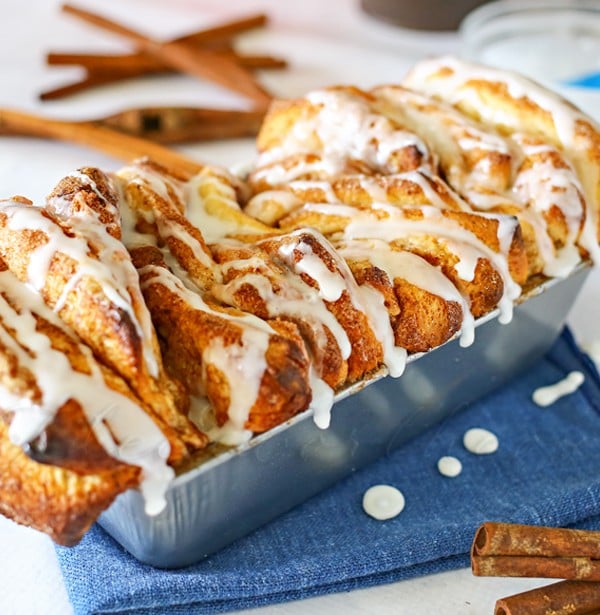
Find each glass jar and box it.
[460,0,600,118]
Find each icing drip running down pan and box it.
[0,57,598,565]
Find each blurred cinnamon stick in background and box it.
[46,50,286,74]
[42,6,283,105]
[41,50,286,101]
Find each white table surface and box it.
[0,1,598,613]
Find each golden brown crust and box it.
[402,57,600,246]
[0,401,130,475]
[131,246,312,433]
[210,241,349,389]
[394,279,463,351]
[0,187,206,457]
[46,167,123,239]
[0,420,139,546]
[273,202,526,314]
[266,231,383,383]
[346,255,462,353]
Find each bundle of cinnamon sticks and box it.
[43,4,284,106]
[35,5,286,146]
[471,522,600,614]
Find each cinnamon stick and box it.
[471,522,600,581]
[474,523,600,559]
[46,50,287,72]
[61,4,272,107]
[173,14,268,47]
[41,50,286,101]
[495,580,600,615]
[47,52,165,72]
[40,73,134,101]
[472,554,600,581]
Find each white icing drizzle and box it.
[185,170,262,243]
[245,189,302,223]
[437,456,462,477]
[396,170,472,212]
[139,264,274,446]
[374,85,519,194]
[532,371,585,408]
[338,239,475,348]
[511,134,585,277]
[1,200,159,378]
[362,484,405,520]
[352,176,389,204]
[478,210,518,256]
[202,332,266,446]
[48,171,121,230]
[252,155,337,186]
[119,163,185,207]
[356,283,407,377]
[152,206,218,284]
[256,88,432,184]
[309,368,335,429]
[117,166,218,282]
[404,55,585,147]
[279,238,346,302]
[215,256,340,429]
[404,56,600,267]
[0,269,173,515]
[375,83,589,278]
[278,229,405,377]
[342,203,521,325]
[289,180,339,203]
[114,184,158,251]
[463,427,499,455]
[214,266,351,362]
[218,256,269,275]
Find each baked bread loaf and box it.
[1,57,598,545]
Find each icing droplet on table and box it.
[437,456,462,477]
[463,428,499,455]
[532,371,585,408]
[362,484,405,520]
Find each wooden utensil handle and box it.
[0,108,203,177]
[62,3,149,46]
[99,106,266,143]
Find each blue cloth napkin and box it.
[56,328,600,615]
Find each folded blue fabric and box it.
[56,328,600,615]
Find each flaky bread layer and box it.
[210,242,349,390]
[131,246,312,433]
[402,56,600,257]
[0,420,139,546]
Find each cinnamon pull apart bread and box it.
[1,57,599,546]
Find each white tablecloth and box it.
[0,1,598,613]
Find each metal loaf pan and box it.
[99,266,590,568]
